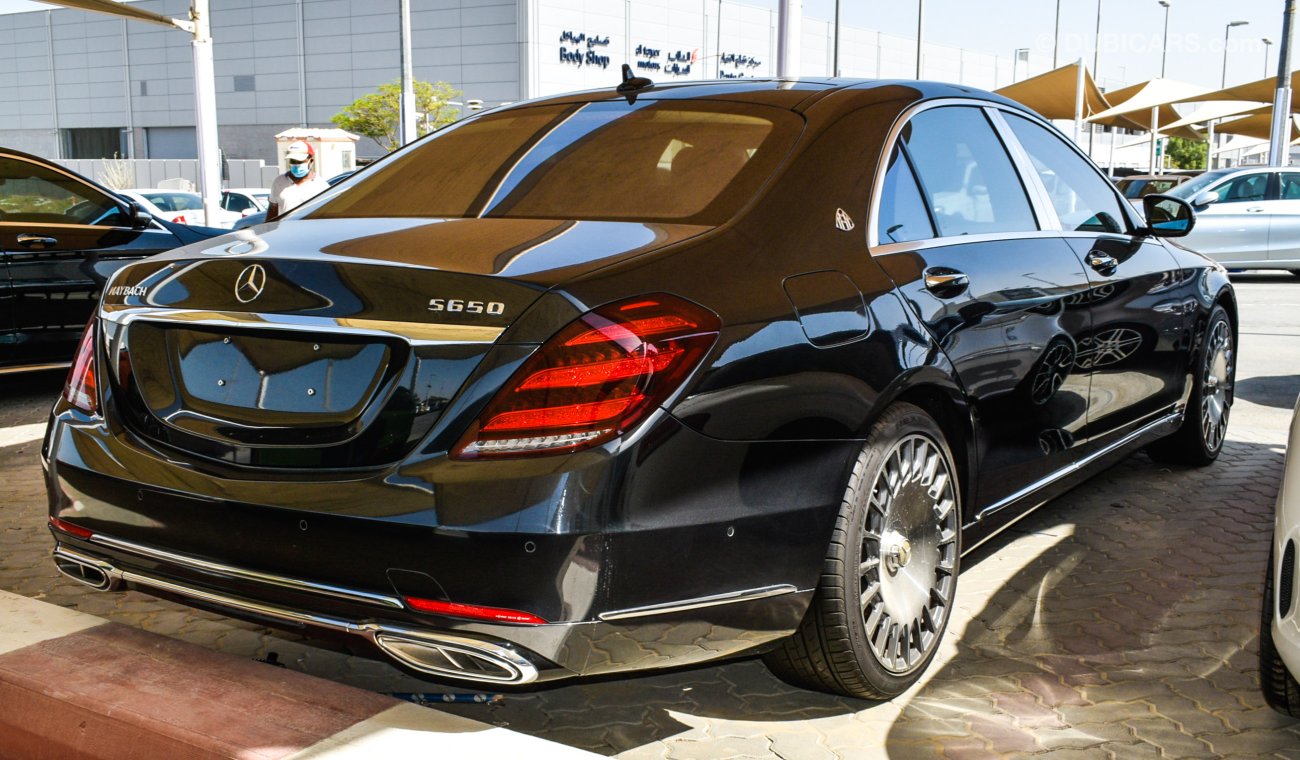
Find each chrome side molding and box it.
[598,584,799,622]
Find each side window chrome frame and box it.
[992,108,1144,239]
[868,98,1061,256]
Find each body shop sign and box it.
[559,30,611,69]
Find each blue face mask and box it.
[289,162,309,179]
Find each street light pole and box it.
[916,0,925,79]
[1215,20,1249,169]
[1264,37,1275,77]
[1222,20,1249,87]
[1158,0,1171,78]
[1090,0,1103,156]
[190,0,219,224]
[1053,0,1062,69]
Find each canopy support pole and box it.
[1073,58,1085,145]
[1269,0,1296,166]
[1148,106,1160,174]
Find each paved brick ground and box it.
[4,277,1300,758]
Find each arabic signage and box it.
[719,52,763,78]
[559,30,612,69]
[636,44,698,77]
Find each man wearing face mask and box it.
[268,140,328,219]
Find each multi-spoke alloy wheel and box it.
[764,403,962,699]
[860,434,958,675]
[1148,304,1234,466]
[1200,316,1232,454]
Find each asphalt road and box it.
[2,272,1299,758]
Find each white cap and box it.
[285,140,313,162]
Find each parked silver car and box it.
[1166,167,1300,275]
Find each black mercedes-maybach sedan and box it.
[44,75,1234,699]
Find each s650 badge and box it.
[428,298,506,315]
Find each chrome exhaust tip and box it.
[372,631,539,684]
[52,548,119,591]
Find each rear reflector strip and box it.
[403,596,548,625]
[49,516,94,539]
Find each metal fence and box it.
[54,159,280,192]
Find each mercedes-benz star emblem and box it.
[234,264,267,304]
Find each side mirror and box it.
[1141,194,1195,238]
[1192,190,1220,207]
[124,200,152,229]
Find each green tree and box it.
[1165,137,1207,170]
[332,79,462,152]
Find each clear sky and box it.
[0,0,1292,91]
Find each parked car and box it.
[1262,394,1300,717]
[119,189,242,229]
[0,148,225,372]
[232,171,355,230]
[1164,167,1300,275]
[1115,174,1191,204]
[44,79,1234,699]
[221,188,270,217]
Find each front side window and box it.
[901,106,1038,237]
[0,157,126,227]
[1004,113,1126,234]
[876,146,935,244]
[308,101,802,225]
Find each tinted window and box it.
[1005,113,1126,234]
[223,193,255,212]
[309,101,802,225]
[877,147,934,244]
[902,107,1037,236]
[1167,168,1236,200]
[1280,173,1300,200]
[0,157,127,227]
[1212,173,1270,203]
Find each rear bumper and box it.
[44,409,849,684]
[50,533,811,685]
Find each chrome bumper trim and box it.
[598,584,799,622]
[88,533,405,610]
[101,308,505,345]
[0,361,71,376]
[51,542,539,685]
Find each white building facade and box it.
[0,0,1041,163]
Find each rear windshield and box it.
[143,192,203,211]
[306,100,802,225]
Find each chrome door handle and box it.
[1088,253,1119,273]
[16,234,57,249]
[1246,207,1266,213]
[923,268,969,298]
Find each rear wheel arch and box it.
[880,381,975,523]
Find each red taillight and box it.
[403,596,548,625]
[64,322,98,414]
[49,516,94,539]
[452,294,720,459]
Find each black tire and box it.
[1147,304,1233,466]
[1261,549,1300,717]
[763,403,961,699]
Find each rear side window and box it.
[902,107,1037,237]
[0,157,127,227]
[1280,173,1300,200]
[1004,113,1126,234]
[876,147,935,244]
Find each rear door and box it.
[870,104,1096,515]
[0,153,184,366]
[1268,172,1300,265]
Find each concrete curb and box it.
[0,590,596,759]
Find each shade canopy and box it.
[1157,101,1273,133]
[1213,111,1300,142]
[1085,78,1207,140]
[1179,71,1300,106]
[995,62,1112,120]
[34,0,191,31]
